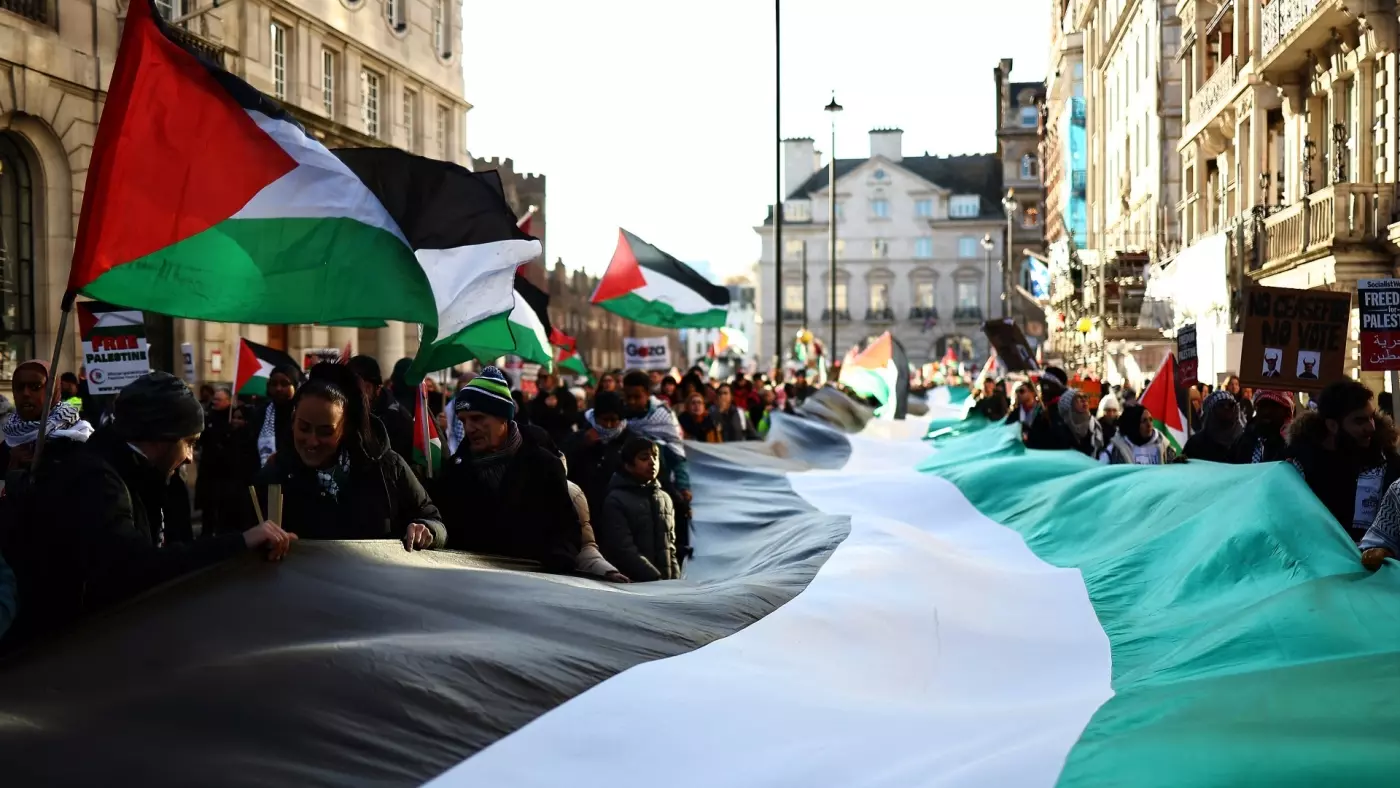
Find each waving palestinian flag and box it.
[591,229,729,328]
[413,276,555,373]
[413,383,443,477]
[1139,353,1187,450]
[233,338,299,398]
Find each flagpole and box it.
[31,291,77,469]
[772,0,783,378]
[419,382,433,479]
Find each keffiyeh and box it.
[626,397,685,458]
[3,401,90,447]
[585,409,628,443]
[316,450,352,502]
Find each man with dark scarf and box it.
[1053,389,1105,458]
[1105,403,1177,464]
[5,373,292,647]
[1227,389,1294,464]
[436,366,580,572]
[1183,390,1243,463]
[566,391,638,517]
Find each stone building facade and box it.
[471,154,546,284]
[0,0,470,383]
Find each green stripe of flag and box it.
[597,292,728,330]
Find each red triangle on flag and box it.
[591,229,648,304]
[1139,352,1186,447]
[69,0,297,293]
[234,338,261,395]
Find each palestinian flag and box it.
[412,383,442,477]
[414,276,554,373]
[1139,353,1187,450]
[591,229,729,328]
[69,0,536,333]
[838,332,898,418]
[233,338,299,398]
[555,348,593,384]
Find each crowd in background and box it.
[971,365,1400,572]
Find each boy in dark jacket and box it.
[598,437,678,582]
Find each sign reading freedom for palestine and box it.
[1358,279,1400,372]
[1238,285,1352,394]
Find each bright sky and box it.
[462,1,1048,280]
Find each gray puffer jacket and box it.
[597,472,678,582]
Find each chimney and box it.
[782,137,817,197]
[869,128,903,162]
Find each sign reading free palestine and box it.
[78,300,150,395]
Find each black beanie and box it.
[113,371,204,441]
[346,355,383,387]
[593,390,624,418]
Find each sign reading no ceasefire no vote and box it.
[1238,285,1352,394]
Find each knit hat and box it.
[1253,389,1295,410]
[1202,389,1235,416]
[1040,366,1068,389]
[346,355,384,387]
[452,365,516,422]
[113,372,204,440]
[593,390,624,418]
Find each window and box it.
[784,239,805,259]
[155,0,185,21]
[385,0,404,31]
[914,237,933,259]
[869,282,890,311]
[833,283,848,311]
[834,239,845,259]
[782,201,810,220]
[433,0,450,56]
[783,284,804,311]
[1020,105,1038,127]
[949,195,980,218]
[403,89,417,151]
[361,70,381,137]
[1021,153,1039,179]
[321,50,336,117]
[871,239,889,258]
[870,198,890,219]
[915,281,935,309]
[834,203,844,221]
[436,105,450,159]
[270,23,287,100]
[915,198,933,218]
[956,281,979,309]
[957,236,979,258]
[1022,207,1041,228]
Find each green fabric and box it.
[840,364,897,419]
[918,425,1400,786]
[924,413,996,442]
[82,217,435,327]
[410,310,553,378]
[598,291,727,329]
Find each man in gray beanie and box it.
[5,372,295,647]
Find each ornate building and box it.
[0,0,469,382]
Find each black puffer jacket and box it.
[255,418,444,546]
[597,472,678,582]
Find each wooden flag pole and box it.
[31,292,76,470]
[420,383,433,479]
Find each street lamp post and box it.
[773,0,783,374]
[980,233,994,320]
[825,92,843,357]
[1001,189,1017,320]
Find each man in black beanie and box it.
[347,355,413,463]
[4,372,294,647]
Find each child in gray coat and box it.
[597,437,678,581]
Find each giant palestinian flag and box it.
[591,229,729,328]
[233,338,299,398]
[69,0,535,334]
[6,390,1397,786]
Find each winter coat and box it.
[195,408,254,537]
[1182,432,1234,463]
[1286,441,1400,543]
[1227,420,1289,464]
[254,418,445,546]
[1106,431,1176,465]
[372,389,415,468]
[597,471,678,582]
[568,480,620,578]
[5,429,247,645]
[566,427,637,518]
[712,405,757,442]
[437,425,581,573]
[678,412,722,443]
[1024,400,1068,450]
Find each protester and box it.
[1005,381,1038,434]
[388,358,417,414]
[1227,390,1293,464]
[1182,391,1242,463]
[58,372,82,410]
[248,362,302,468]
[438,366,580,572]
[678,392,722,442]
[1025,367,1070,449]
[1224,374,1253,422]
[1097,392,1121,444]
[5,372,292,646]
[974,379,1010,421]
[194,387,249,537]
[1186,385,1205,432]
[1286,379,1400,543]
[1055,388,1105,458]
[1105,404,1176,465]
[597,437,679,582]
[567,390,637,517]
[712,383,757,441]
[0,359,93,473]
[347,355,414,464]
[256,365,444,548]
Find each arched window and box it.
[385,0,405,32]
[1021,153,1039,179]
[0,133,37,377]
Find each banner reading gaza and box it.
[1238,285,1351,393]
[623,336,671,371]
[77,300,151,395]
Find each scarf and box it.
[678,410,717,441]
[626,397,686,458]
[1058,390,1091,439]
[3,401,89,447]
[316,449,353,502]
[1119,405,1155,446]
[585,409,627,443]
[257,401,287,467]
[471,421,523,491]
[1202,390,1243,446]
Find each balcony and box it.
[908,306,939,322]
[166,26,227,67]
[1261,0,1322,57]
[864,307,895,324]
[1254,183,1393,271]
[953,307,984,323]
[1189,55,1237,125]
[0,0,51,24]
[780,309,805,322]
[820,309,852,323]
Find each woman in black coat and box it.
[255,364,445,549]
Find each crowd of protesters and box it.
[0,356,806,648]
[971,364,1400,574]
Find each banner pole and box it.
[32,291,77,469]
[420,382,433,479]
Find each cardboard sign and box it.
[623,336,672,371]
[1239,285,1351,393]
[981,320,1040,373]
[1176,323,1198,387]
[1358,279,1400,371]
[77,301,151,395]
